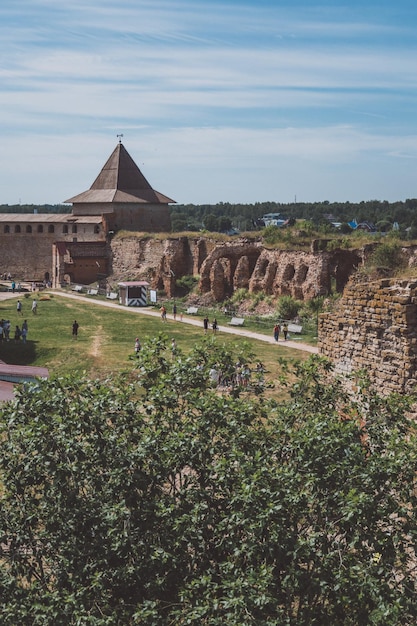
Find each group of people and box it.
[273,322,289,342]
[209,360,265,390]
[203,316,218,334]
[16,299,38,316]
[0,318,29,343]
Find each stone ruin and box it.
[319,276,417,395]
[198,242,361,302]
[109,235,363,302]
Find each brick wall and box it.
[318,277,417,395]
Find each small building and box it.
[118,281,149,307]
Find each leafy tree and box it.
[203,213,218,232]
[217,216,233,232]
[0,341,416,624]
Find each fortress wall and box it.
[318,277,417,395]
[0,234,57,279]
[109,236,218,294]
[0,225,105,281]
[108,236,359,301]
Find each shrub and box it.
[368,242,406,271]
[276,295,302,320]
[175,275,198,296]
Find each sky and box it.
[1,0,417,206]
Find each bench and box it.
[72,285,83,292]
[186,307,199,315]
[288,323,303,334]
[229,317,245,326]
[87,288,98,296]
[106,292,118,300]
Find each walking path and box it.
[52,290,319,355]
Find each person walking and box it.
[173,303,177,321]
[203,316,209,334]
[31,299,38,315]
[134,337,141,354]
[273,323,280,342]
[212,318,218,334]
[283,322,289,340]
[72,320,79,339]
[16,300,22,315]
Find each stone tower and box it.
[65,142,174,233]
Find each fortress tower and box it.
[65,141,174,233]
[0,141,174,286]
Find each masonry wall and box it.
[318,277,417,395]
[73,203,172,233]
[0,224,105,281]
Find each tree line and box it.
[170,199,417,233]
[3,199,417,234]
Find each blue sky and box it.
[1,0,417,205]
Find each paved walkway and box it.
[52,290,319,355]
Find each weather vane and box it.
[117,133,124,143]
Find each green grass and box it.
[0,294,310,392]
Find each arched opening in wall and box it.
[14,225,21,233]
[297,264,308,282]
[26,225,32,233]
[282,264,295,281]
[48,225,54,233]
[63,224,68,234]
[258,258,269,276]
[4,225,10,233]
[44,272,50,283]
[38,225,43,233]
[72,225,77,234]
[220,257,233,296]
[263,261,277,294]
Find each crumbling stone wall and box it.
[109,236,362,300]
[198,241,361,301]
[109,236,218,297]
[318,277,417,395]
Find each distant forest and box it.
[171,199,417,233]
[2,199,417,233]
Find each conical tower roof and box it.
[65,143,175,205]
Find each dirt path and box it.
[52,291,319,355]
[89,326,103,358]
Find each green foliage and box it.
[175,274,198,296]
[0,347,416,624]
[276,295,302,320]
[230,287,249,304]
[366,242,406,272]
[262,224,284,244]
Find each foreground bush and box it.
[0,338,416,625]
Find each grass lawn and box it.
[0,293,311,393]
